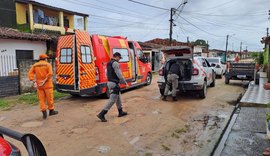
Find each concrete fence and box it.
[18,59,56,94]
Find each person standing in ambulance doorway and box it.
[162,62,181,102]
[28,54,58,119]
[97,52,129,122]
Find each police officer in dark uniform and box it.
[162,62,181,101]
[97,52,129,122]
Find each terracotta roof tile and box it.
[0,27,52,41]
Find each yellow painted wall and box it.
[15,3,27,24]
[64,13,74,29]
[15,2,75,33]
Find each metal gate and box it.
[0,55,19,97]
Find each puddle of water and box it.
[21,121,43,128]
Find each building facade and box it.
[0,0,89,35]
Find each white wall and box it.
[0,39,47,76]
[193,46,203,53]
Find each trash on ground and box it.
[97,145,111,154]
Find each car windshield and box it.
[207,58,219,63]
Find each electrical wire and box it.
[128,0,170,11]
[178,16,225,37]
[190,0,236,13]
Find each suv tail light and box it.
[159,68,164,76]
[192,68,199,75]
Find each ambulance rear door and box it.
[75,30,97,92]
[56,35,76,91]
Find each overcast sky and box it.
[35,0,270,51]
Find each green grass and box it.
[0,91,68,110]
[54,91,69,100]
[19,93,38,105]
[0,99,10,109]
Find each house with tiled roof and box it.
[0,0,89,77]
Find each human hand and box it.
[125,82,129,88]
[33,82,37,88]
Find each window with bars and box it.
[60,48,72,63]
[81,46,92,63]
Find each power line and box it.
[139,11,169,40]
[128,0,170,11]
[90,11,169,28]
[185,15,265,33]
[60,0,150,19]
[190,0,236,13]
[178,16,225,37]
[94,0,148,17]
[182,11,266,17]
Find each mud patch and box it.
[71,128,88,134]
[112,117,130,125]
[21,121,43,128]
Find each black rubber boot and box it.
[49,110,58,116]
[97,110,108,122]
[118,108,128,117]
[173,96,178,101]
[42,111,47,119]
[162,96,167,101]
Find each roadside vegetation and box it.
[250,52,264,65]
[0,91,68,110]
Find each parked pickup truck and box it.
[225,62,259,84]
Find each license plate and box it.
[237,75,246,78]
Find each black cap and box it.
[113,52,122,59]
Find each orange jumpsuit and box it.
[28,60,54,111]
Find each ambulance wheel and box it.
[145,73,152,86]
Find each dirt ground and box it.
[0,75,245,156]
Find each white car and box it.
[206,57,226,78]
[158,46,216,99]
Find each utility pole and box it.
[169,8,175,45]
[240,41,242,59]
[187,36,189,43]
[207,40,209,57]
[267,27,269,37]
[225,35,229,62]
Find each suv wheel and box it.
[210,73,215,87]
[199,81,207,99]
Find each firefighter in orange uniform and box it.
[28,54,58,119]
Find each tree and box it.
[192,39,208,46]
